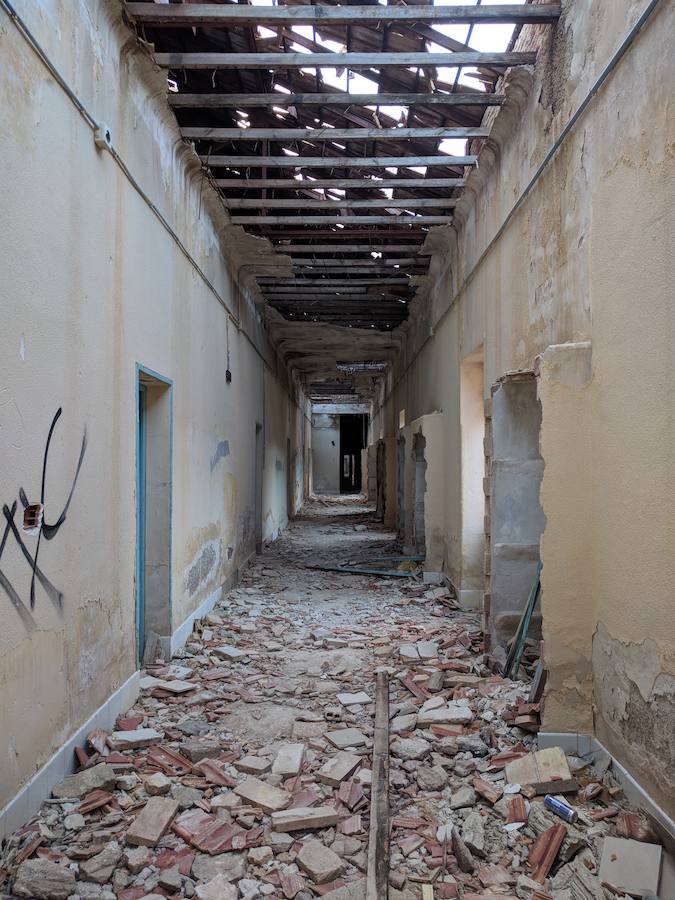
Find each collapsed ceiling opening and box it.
[124,0,559,399]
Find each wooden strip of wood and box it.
[203,155,475,167]
[183,126,488,140]
[155,51,537,70]
[367,670,390,900]
[230,215,451,225]
[215,178,465,189]
[274,244,424,253]
[170,92,505,109]
[128,4,561,26]
[226,198,456,209]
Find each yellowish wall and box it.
[371,0,675,810]
[0,0,306,809]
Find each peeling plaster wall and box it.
[371,0,675,808]
[0,0,305,809]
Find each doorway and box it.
[255,422,263,553]
[396,435,405,540]
[375,438,386,521]
[460,350,486,609]
[136,367,172,664]
[339,414,367,493]
[412,433,427,554]
[487,373,545,653]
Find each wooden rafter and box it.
[127,4,561,26]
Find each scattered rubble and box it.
[0,500,668,899]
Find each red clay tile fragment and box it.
[147,745,193,777]
[194,758,237,787]
[473,776,503,805]
[506,796,528,825]
[280,871,306,898]
[117,716,144,731]
[77,790,114,814]
[529,823,566,883]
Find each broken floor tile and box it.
[297,839,345,884]
[233,777,291,813]
[271,806,340,832]
[126,797,179,847]
[324,728,367,749]
[272,743,305,777]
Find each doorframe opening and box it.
[459,348,486,610]
[135,364,173,666]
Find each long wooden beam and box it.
[264,291,408,303]
[230,215,451,225]
[170,92,505,109]
[367,670,390,900]
[183,126,488,141]
[204,155,475,168]
[128,4,561,26]
[257,278,410,285]
[294,258,424,266]
[155,51,537,70]
[265,265,423,273]
[215,177,464,189]
[226,198,456,209]
[275,245,424,253]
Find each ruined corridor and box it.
[1,0,674,898]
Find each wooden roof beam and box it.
[183,126,488,140]
[170,92,505,109]
[155,51,537,70]
[257,277,411,285]
[226,198,455,209]
[203,155,475,167]
[274,245,424,253]
[214,177,464,189]
[127,4,561,26]
[230,215,450,225]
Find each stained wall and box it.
[0,0,307,813]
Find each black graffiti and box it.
[0,408,87,629]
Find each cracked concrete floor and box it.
[2,498,670,900]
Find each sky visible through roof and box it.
[233,0,525,195]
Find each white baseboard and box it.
[169,585,223,656]
[538,731,674,841]
[169,552,256,655]
[0,671,140,841]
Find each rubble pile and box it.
[0,501,667,899]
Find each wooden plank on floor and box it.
[367,669,390,900]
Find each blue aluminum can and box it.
[544,794,578,823]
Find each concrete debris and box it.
[598,837,662,896]
[12,859,77,899]
[1,501,666,900]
